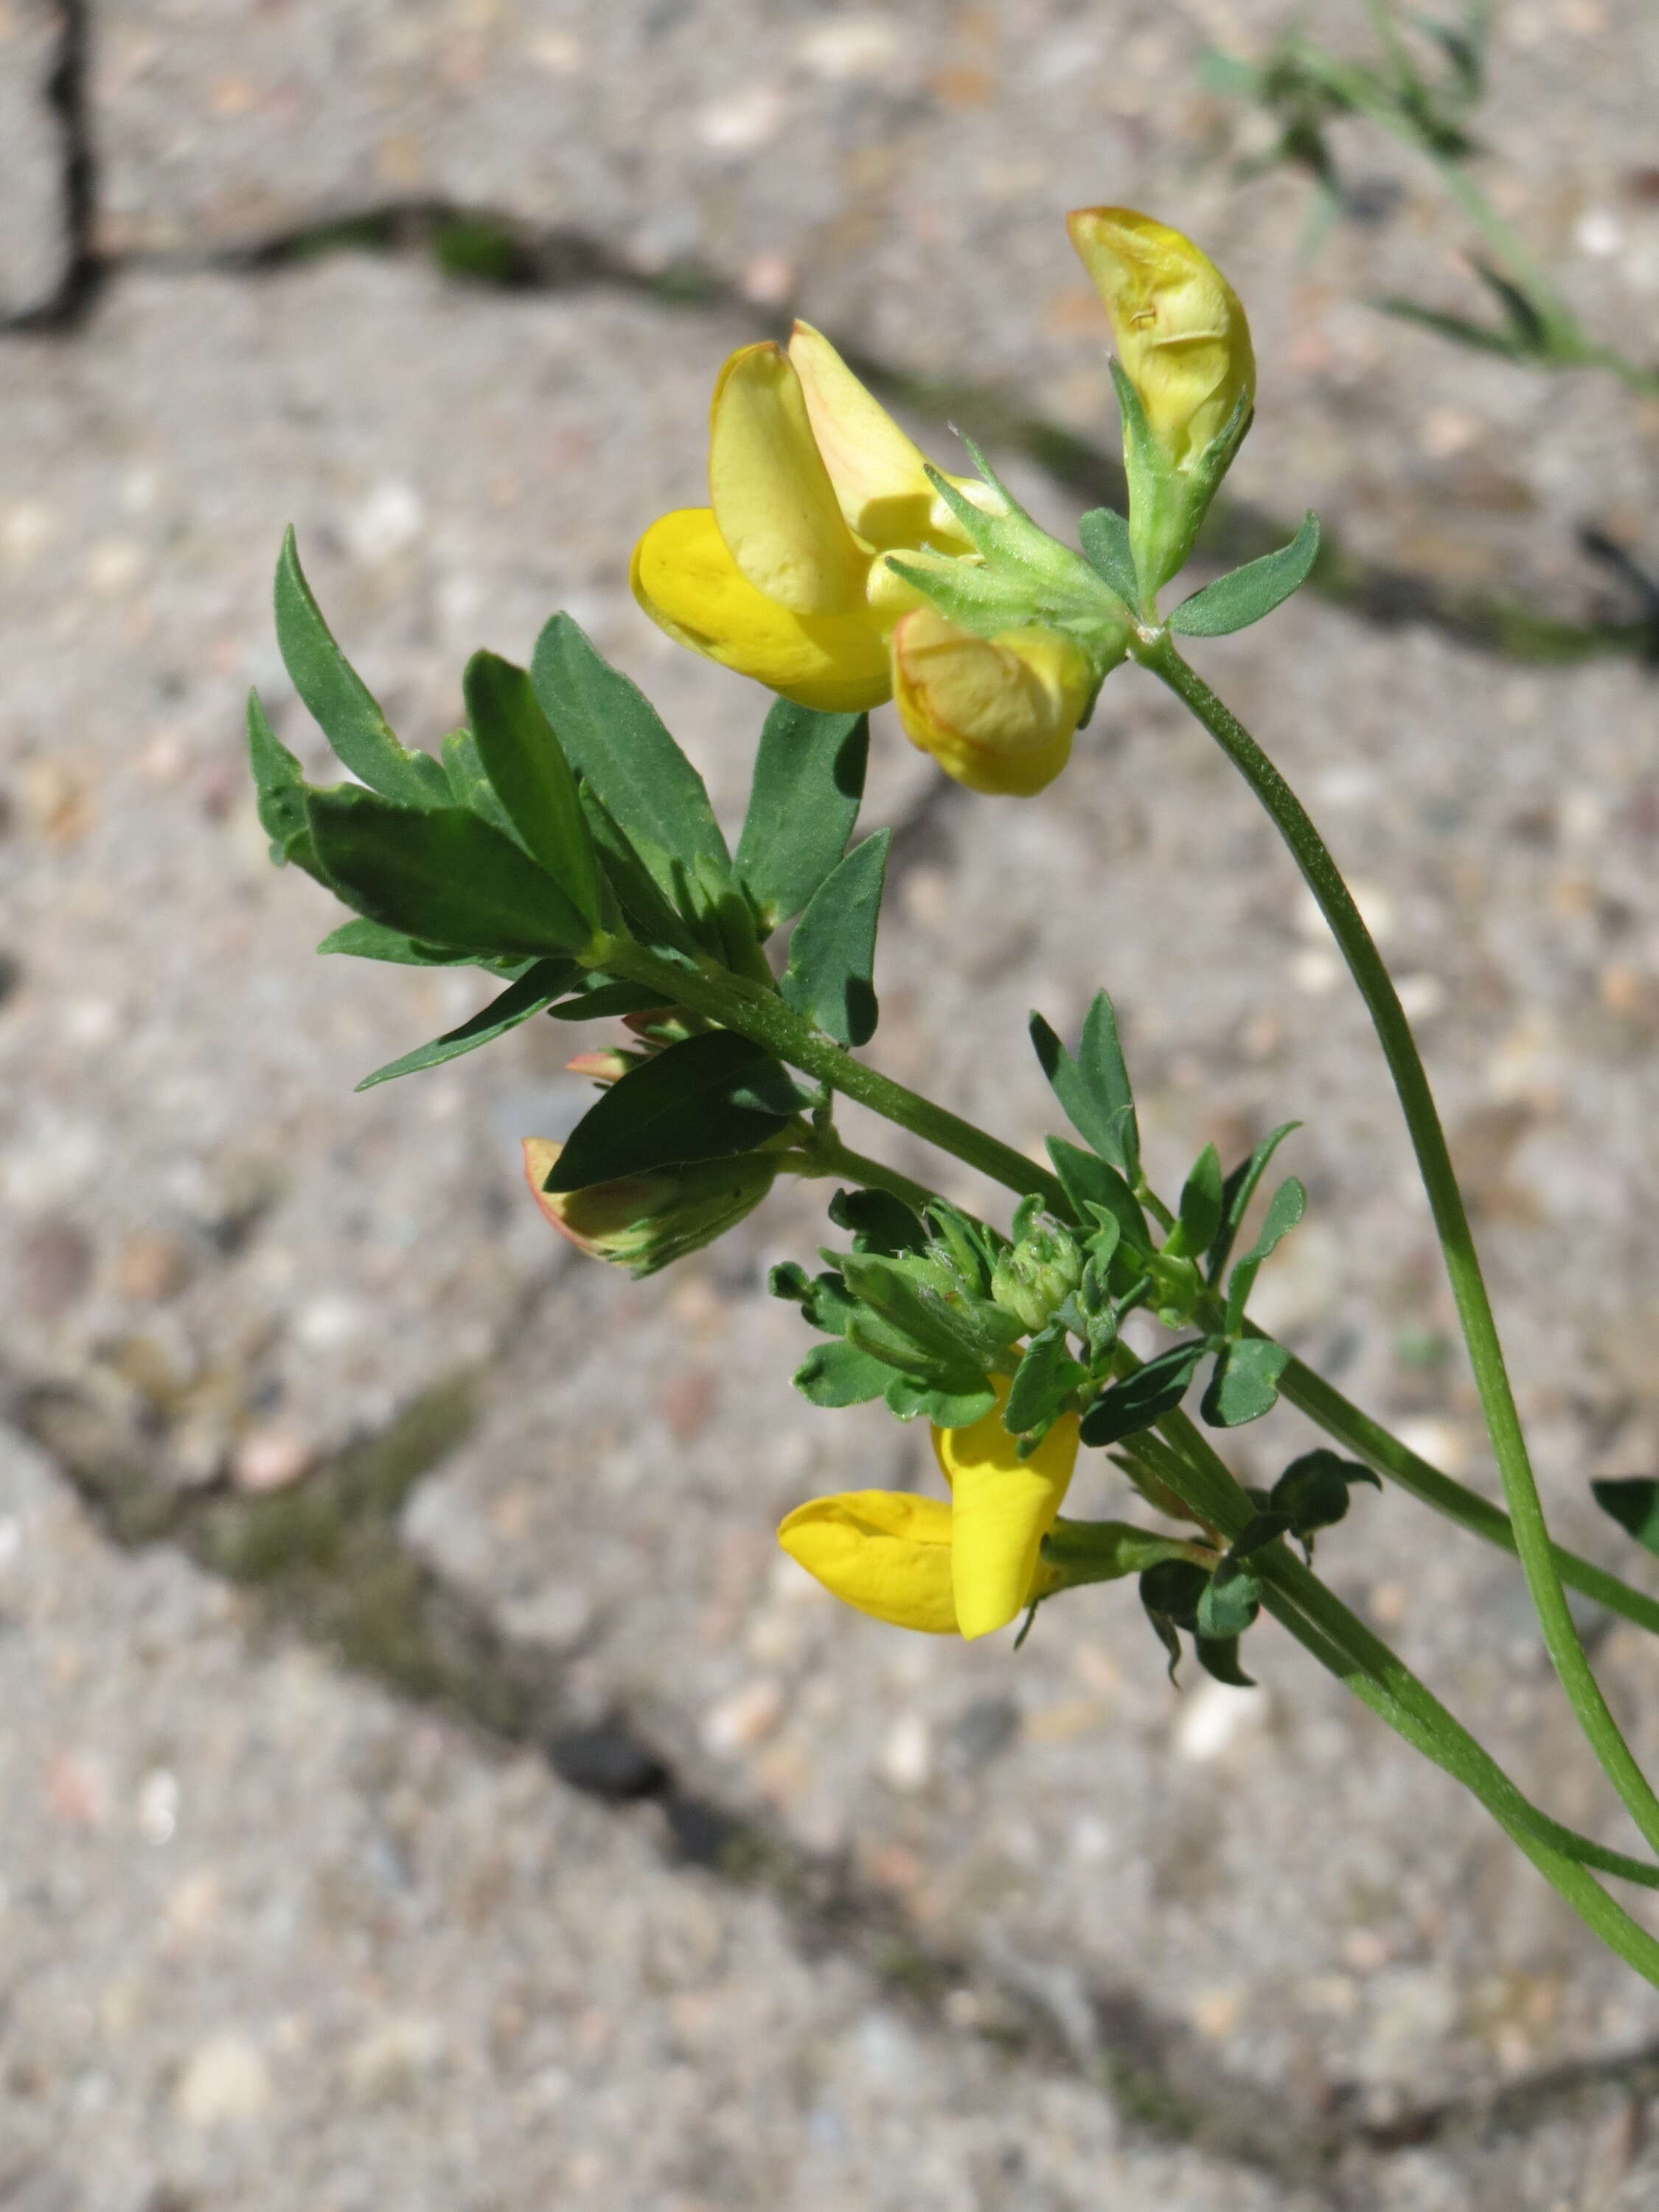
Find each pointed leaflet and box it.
[1077,508,1140,613]
[274,529,450,809]
[780,829,890,1048]
[246,689,319,874]
[1225,1176,1307,1332]
[1176,1144,1224,1256]
[1167,514,1322,639]
[1046,1138,1148,1251]
[305,786,592,959]
[1030,990,1139,1178]
[530,613,730,906]
[441,726,522,843]
[1592,1479,1659,1558]
[1079,1341,1206,1447]
[1004,1325,1086,1437]
[734,703,869,934]
[356,959,579,1090]
[1206,1122,1301,1283]
[542,1030,806,1192]
[462,652,602,927]
[317,919,509,967]
[794,1339,892,1408]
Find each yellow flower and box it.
[889,608,1093,798]
[1067,206,1255,471]
[631,328,966,716]
[778,1381,1080,1638]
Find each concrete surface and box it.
[7,7,1659,2205]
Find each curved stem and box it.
[1145,634,1659,1858]
[788,1129,943,1217]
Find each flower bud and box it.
[523,1137,778,1277]
[1067,207,1254,473]
[890,609,1093,798]
[991,1221,1085,1333]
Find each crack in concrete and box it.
[10,1349,1659,2194]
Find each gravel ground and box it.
[7,7,1659,2205]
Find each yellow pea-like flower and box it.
[1067,206,1255,472]
[889,608,1093,798]
[778,1382,1080,1638]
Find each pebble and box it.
[700,1678,785,1759]
[174,2031,273,2126]
[879,1710,933,1792]
[114,1227,192,1302]
[232,1427,315,1493]
[1174,1678,1270,1764]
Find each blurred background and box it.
[5,2,1659,2205]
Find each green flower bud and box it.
[991,1221,1084,1334]
[524,1138,779,1278]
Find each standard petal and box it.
[709,341,869,614]
[787,320,967,553]
[778,1491,960,1634]
[934,1387,1079,1639]
[632,507,892,712]
[1067,207,1255,470]
[889,608,1091,797]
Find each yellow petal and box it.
[889,608,1090,797]
[1066,207,1255,470]
[709,341,869,614]
[787,320,969,554]
[632,507,892,712]
[778,1491,960,1634]
[933,1384,1079,1640]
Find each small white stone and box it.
[1174,1677,1269,1763]
[696,86,787,153]
[175,2032,272,2126]
[1290,946,1341,995]
[879,1711,933,1792]
[700,1678,785,1758]
[344,479,424,563]
[136,1768,179,1846]
[796,15,902,78]
[1575,207,1623,259]
[293,1293,366,1351]
[1394,973,1446,1023]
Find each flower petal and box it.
[778,1491,960,1634]
[890,608,1090,796]
[787,320,969,554]
[709,341,869,614]
[632,507,892,712]
[1066,207,1255,470]
[933,1384,1079,1638]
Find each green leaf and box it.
[794,1339,892,1408]
[1272,1450,1380,1543]
[355,959,578,1090]
[579,786,703,961]
[1225,1176,1307,1332]
[734,702,869,933]
[1030,991,1138,1178]
[1197,1557,1262,1641]
[1138,1556,1211,1679]
[1004,1325,1086,1436]
[274,529,450,809]
[1167,513,1321,638]
[545,978,669,1022]
[1077,507,1139,612]
[883,1375,998,1428]
[246,688,319,870]
[779,829,890,1048]
[827,1187,926,1257]
[317,918,481,965]
[1200,1337,1291,1428]
[1195,1635,1256,1689]
[1177,1143,1224,1256]
[1079,1341,1206,1447]
[842,1252,1018,1374]
[462,650,602,928]
[1206,1122,1301,1283]
[1591,1478,1659,1558]
[440,726,521,842]
[1046,1138,1149,1251]
[1371,294,1523,358]
[305,787,592,958]
[543,1029,805,1191]
[530,613,730,901]
[771,1265,861,1337]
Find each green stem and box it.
[1140,1391,1659,1972]
[1145,634,1659,1859]
[788,1129,943,1217]
[606,942,1071,1217]
[1271,1343,1659,1639]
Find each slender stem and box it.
[606,942,1072,1217]
[1139,1392,1659,1972]
[789,1129,942,1217]
[1145,635,1659,1858]
[1271,1342,1659,1639]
